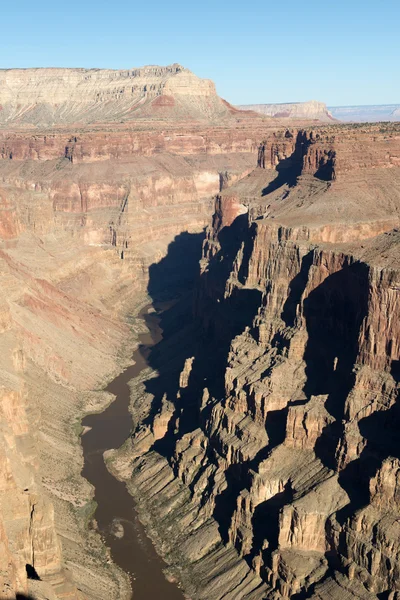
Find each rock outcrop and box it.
[112,123,400,600]
[2,57,400,600]
[0,64,241,126]
[0,110,275,598]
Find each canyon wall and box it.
[0,119,265,598]
[2,113,399,599]
[112,123,400,600]
[0,127,263,161]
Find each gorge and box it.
[0,66,399,600]
[81,302,185,599]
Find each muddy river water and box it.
[81,303,184,599]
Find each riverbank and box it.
[81,302,185,600]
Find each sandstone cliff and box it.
[0,118,270,598]
[0,64,239,126]
[110,123,400,600]
[2,83,400,599]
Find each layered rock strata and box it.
[0,117,267,598]
[0,65,239,126]
[0,126,265,161]
[112,123,400,599]
[238,101,335,122]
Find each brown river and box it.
[81,303,184,599]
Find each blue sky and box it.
[2,0,399,106]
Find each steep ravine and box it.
[110,129,400,600]
[81,303,184,600]
[0,116,264,598]
[1,122,399,599]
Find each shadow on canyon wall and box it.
[300,261,371,571]
[140,218,262,528]
[260,131,335,198]
[302,261,370,411]
[0,596,35,600]
[138,230,205,453]
[147,215,260,420]
[304,261,370,498]
[25,566,40,582]
[137,218,397,591]
[261,154,303,196]
[147,230,205,300]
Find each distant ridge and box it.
[328,104,400,122]
[237,100,335,122]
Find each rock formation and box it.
[1,58,400,600]
[0,64,241,126]
[110,122,400,600]
[0,78,284,597]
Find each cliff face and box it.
[0,125,265,272]
[0,64,239,126]
[0,118,269,598]
[115,123,400,600]
[202,222,399,597]
[256,124,400,179]
[0,127,262,161]
[2,112,400,599]
[0,383,64,599]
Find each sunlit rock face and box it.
[118,123,400,600]
[0,70,279,598]
[0,64,236,126]
[1,59,400,600]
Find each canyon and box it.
[0,65,399,600]
[0,65,276,599]
[110,123,400,599]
